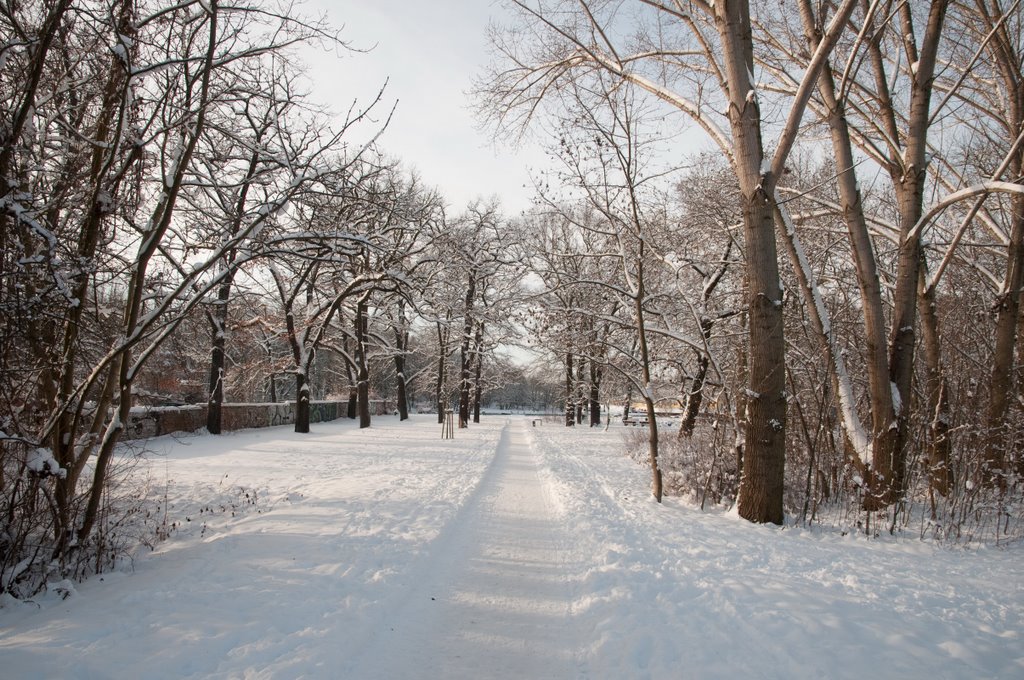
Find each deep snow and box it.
[1,415,1021,679]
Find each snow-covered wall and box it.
[124,400,394,440]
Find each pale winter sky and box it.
[303,0,548,214]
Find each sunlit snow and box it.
[1,416,1021,678]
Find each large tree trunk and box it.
[736,195,787,525]
[797,0,891,481]
[717,0,786,524]
[986,203,1024,488]
[871,0,949,508]
[983,9,1024,484]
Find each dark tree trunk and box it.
[395,361,409,420]
[356,298,370,429]
[984,196,1024,488]
[565,352,575,427]
[436,318,448,424]
[206,329,226,434]
[575,355,585,424]
[295,370,310,433]
[918,263,952,496]
[979,0,1024,488]
[681,318,713,438]
[681,355,709,438]
[206,277,232,435]
[342,336,357,419]
[392,299,410,420]
[458,276,476,428]
[472,323,484,423]
[589,360,601,427]
[394,318,410,421]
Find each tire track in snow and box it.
[344,419,585,679]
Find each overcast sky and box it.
[303,1,547,214]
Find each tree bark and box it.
[575,355,585,424]
[982,0,1024,486]
[206,277,231,435]
[356,297,371,429]
[681,318,713,438]
[472,322,484,423]
[565,352,576,427]
[295,370,310,433]
[589,360,601,427]
[394,304,410,421]
[872,0,949,508]
[458,275,476,428]
[985,202,1024,488]
[78,0,221,545]
[717,0,786,524]
[918,261,952,496]
[796,0,892,481]
[436,318,448,424]
[343,336,357,419]
[206,142,262,434]
[395,354,409,421]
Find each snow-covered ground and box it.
[1,415,1021,679]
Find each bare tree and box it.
[478,0,855,521]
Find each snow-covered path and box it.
[347,420,582,678]
[1,414,1022,679]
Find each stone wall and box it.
[124,400,394,440]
